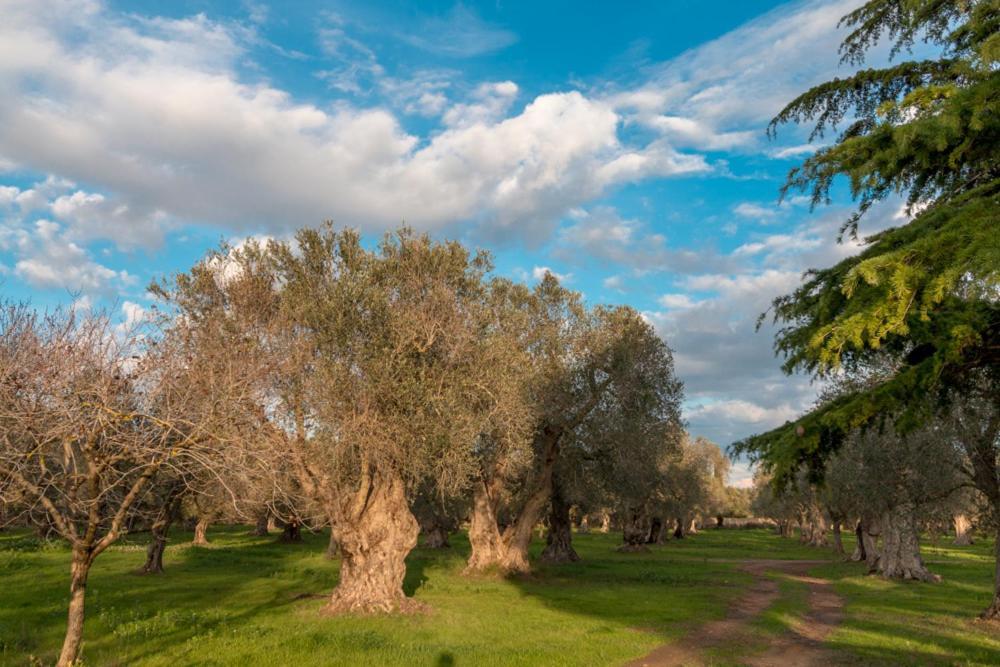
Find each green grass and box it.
[0,527,997,666]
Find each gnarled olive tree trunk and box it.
[466,478,507,571]
[251,508,270,537]
[877,503,940,582]
[325,530,340,559]
[953,514,974,546]
[647,517,666,545]
[541,479,579,563]
[673,516,687,539]
[327,471,420,614]
[806,507,828,548]
[831,520,845,556]
[619,507,650,552]
[192,516,211,546]
[983,524,1000,620]
[860,515,881,572]
[279,517,302,543]
[850,520,866,562]
[467,427,562,573]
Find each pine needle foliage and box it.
[735,0,1000,485]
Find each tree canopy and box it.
[735,0,1000,485]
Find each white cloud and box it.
[12,219,133,295]
[603,275,625,291]
[532,266,572,283]
[609,0,866,154]
[733,202,779,221]
[770,143,826,159]
[657,293,697,309]
[0,3,708,247]
[555,206,728,275]
[442,81,519,128]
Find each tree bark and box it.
[673,516,686,539]
[141,488,182,574]
[466,477,507,571]
[422,524,450,549]
[861,515,881,572]
[688,517,699,534]
[280,518,302,543]
[877,503,940,582]
[325,530,340,559]
[619,508,650,552]
[599,509,611,533]
[192,517,210,546]
[850,520,866,562]
[982,523,1000,620]
[326,471,420,614]
[577,514,590,534]
[646,517,666,545]
[57,549,92,667]
[831,520,845,556]
[251,509,269,537]
[807,507,828,548]
[953,514,974,546]
[541,482,579,563]
[466,427,562,573]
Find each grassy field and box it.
[0,526,997,666]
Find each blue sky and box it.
[0,0,911,484]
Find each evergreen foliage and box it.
[735,0,1000,484]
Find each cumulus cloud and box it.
[0,2,711,249]
[12,220,133,295]
[532,266,572,284]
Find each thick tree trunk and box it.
[981,523,1000,620]
[850,520,866,562]
[280,518,302,543]
[647,517,666,545]
[861,516,881,572]
[192,517,210,546]
[325,530,340,559]
[600,509,611,533]
[673,516,687,540]
[541,482,579,562]
[466,428,562,574]
[577,514,590,534]
[327,472,420,614]
[831,520,845,556]
[466,478,507,571]
[688,517,699,534]
[422,524,450,549]
[141,490,181,574]
[807,508,828,548]
[953,514,974,546]
[251,509,269,537]
[716,515,724,528]
[878,504,940,582]
[57,550,92,667]
[619,508,650,552]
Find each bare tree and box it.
[0,302,253,665]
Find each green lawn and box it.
[0,527,997,666]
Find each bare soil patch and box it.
[625,559,844,667]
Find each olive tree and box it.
[465,290,683,572]
[157,227,531,612]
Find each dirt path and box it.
[625,559,844,667]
